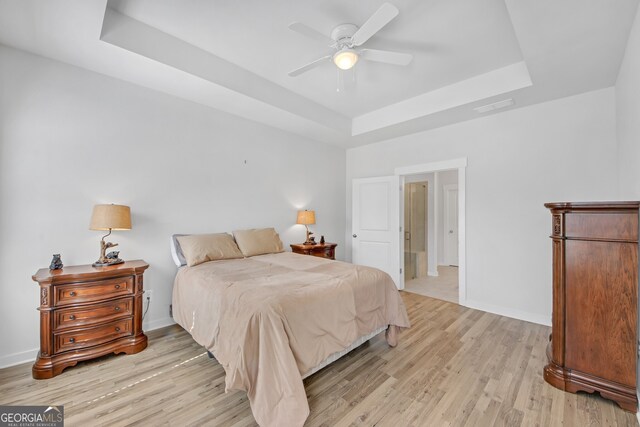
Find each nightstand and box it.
[290,243,337,260]
[31,260,149,379]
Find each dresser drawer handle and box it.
[115,284,121,289]
[69,315,76,320]
[115,327,121,332]
[69,337,75,343]
[114,306,120,311]
[69,291,76,297]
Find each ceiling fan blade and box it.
[288,22,334,45]
[352,3,399,46]
[288,55,332,77]
[359,49,413,66]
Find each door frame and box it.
[395,158,467,305]
[443,183,459,266]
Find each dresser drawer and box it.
[54,297,133,331]
[55,276,134,306]
[54,317,133,353]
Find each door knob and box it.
[449,230,454,233]
[352,234,358,238]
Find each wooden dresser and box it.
[544,202,639,411]
[290,243,337,260]
[32,260,149,379]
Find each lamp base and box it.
[92,258,125,267]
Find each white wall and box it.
[436,170,458,266]
[617,5,640,199]
[0,45,346,367]
[346,88,619,325]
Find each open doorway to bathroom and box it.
[403,170,459,304]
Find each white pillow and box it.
[171,234,189,267]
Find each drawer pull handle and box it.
[115,327,121,332]
[115,284,121,289]
[69,291,76,297]
[114,306,120,311]
[69,338,75,343]
[69,315,76,320]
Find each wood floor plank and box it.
[0,291,637,426]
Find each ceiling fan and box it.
[288,3,413,77]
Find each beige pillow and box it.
[233,228,284,257]
[176,233,244,267]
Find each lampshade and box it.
[89,204,132,231]
[296,210,316,225]
[333,48,359,70]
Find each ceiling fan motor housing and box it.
[331,23,359,47]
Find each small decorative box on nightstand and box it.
[290,243,337,260]
[31,260,149,379]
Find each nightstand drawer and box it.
[290,243,337,260]
[55,276,133,306]
[54,318,133,353]
[54,297,133,331]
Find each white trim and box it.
[144,316,176,331]
[427,269,439,277]
[395,158,468,176]
[0,318,177,369]
[399,176,406,287]
[457,166,466,305]
[443,183,459,266]
[433,173,439,278]
[394,158,467,305]
[0,348,39,369]
[465,299,551,326]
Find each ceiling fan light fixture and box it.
[333,48,359,70]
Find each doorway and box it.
[401,171,459,303]
[395,159,466,305]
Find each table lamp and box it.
[297,210,316,245]
[90,204,131,267]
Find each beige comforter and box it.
[172,252,410,427]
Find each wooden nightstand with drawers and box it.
[290,243,337,260]
[31,260,149,379]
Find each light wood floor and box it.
[1,292,636,426]
[405,266,459,304]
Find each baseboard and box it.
[144,316,176,331]
[464,299,551,326]
[0,317,177,370]
[0,348,39,370]
[427,270,439,277]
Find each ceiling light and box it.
[333,48,359,70]
[473,99,515,113]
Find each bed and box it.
[170,230,410,427]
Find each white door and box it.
[443,185,459,266]
[352,176,401,289]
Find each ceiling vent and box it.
[473,98,515,113]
